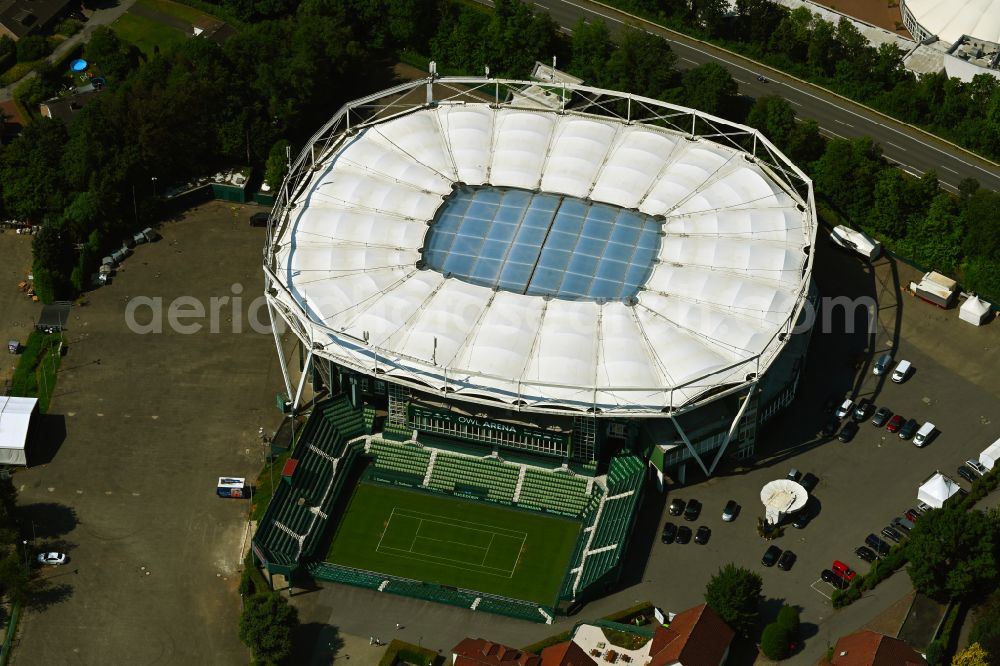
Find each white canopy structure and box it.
[917,472,961,508]
[760,479,808,525]
[960,295,992,326]
[265,77,816,416]
[0,396,37,466]
[980,438,1000,470]
[901,0,1000,44]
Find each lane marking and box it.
[885,141,905,151]
[834,119,853,127]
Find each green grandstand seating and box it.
[427,454,518,502]
[369,439,431,478]
[516,469,590,515]
[476,597,550,622]
[307,562,384,589]
[363,406,377,434]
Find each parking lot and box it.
[11,201,293,664]
[289,238,1000,663]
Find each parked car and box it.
[675,525,692,544]
[800,472,819,492]
[695,526,711,545]
[916,501,933,513]
[913,422,937,447]
[777,550,797,571]
[661,522,677,544]
[821,417,841,437]
[832,560,857,581]
[957,466,979,483]
[891,517,915,533]
[791,505,814,529]
[853,398,874,421]
[668,498,686,516]
[871,407,892,427]
[838,421,859,442]
[891,359,912,383]
[905,508,921,522]
[822,569,849,589]
[881,526,903,543]
[865,533,891,556]
[683,499,702,521]
[886,414,905,433]
[722,500,740,522]
[36,552,67,566]
[873,352,893,375]
[966,459,988,477]
[762,545,782,567]
[855,546,876,563]
[898,418,919,440]
[835,399,854,419]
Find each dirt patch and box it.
[807,0,910,36]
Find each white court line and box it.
[413,533,489,551]
[379,545,516,577]
[393,508,527,539]
[481,533,496,565]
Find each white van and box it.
[913,422,936,447]
[891,360,912,383]
[873,353,893,376]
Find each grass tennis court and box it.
[325,483,581,605]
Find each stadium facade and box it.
[252,73,816,619]
[264,72,817,484]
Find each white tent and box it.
[960,295,992,326]
[980,438,1000,471]
[917,472,961,509]
[0,396,38,466]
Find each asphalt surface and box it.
[515,0,1000,194]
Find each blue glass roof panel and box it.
[423,185,662,301]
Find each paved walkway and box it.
[0,0,138,102]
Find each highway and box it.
[522,0,1000,193]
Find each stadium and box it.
[252,72,817,621]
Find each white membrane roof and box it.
[271,103,814,414]
[903,0,1000,44]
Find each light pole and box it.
[151,176,158,198]
[22,540,28,570]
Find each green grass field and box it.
[325,483,580,605]
[112,13,187,58]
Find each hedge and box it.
[377,640,439,666]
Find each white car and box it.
[36,552,67,566]
[834,399,854,419]
[966,459,988,477]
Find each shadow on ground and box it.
[28,414,67,466]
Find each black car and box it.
[866,533,891,555]
[822,569,849,589]
[668,498,686,516]
[762,545,782,567]
[853,398,874,421]
[777,550,796,571]
[661,522,677,544]
[881,526,903,543]
[871,406,892,427]
[838,421,859,442]
[695,526,711,545]
[898,418,919,440]
[791,504,814,529]
[722,500,739,522]
[957,466,979,483]
[675,525,692,544]
[855,546,876,563]
[800,472,819,493]
[683,499,702,521]
[821,417,840,437]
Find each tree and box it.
[16,35,49,63]
[264,140,290,190]
[0,119,69,222]
[926,640,945,666]
[602,29,681,102]
[906,508,998,600]
[952,643,989,666]
[760,621,791,659]
[776,605,800,636]
[569,19,613,85]
[969,590,1000,661]
[806,18,839,77]
[704,563,762,637]
[84,27,139,82]
[239,593,299,665]
[677,62,738,118]
[746,95,796,148]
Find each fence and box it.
[307,561,553,623]
[0,601,22,666]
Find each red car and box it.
[905,509,920,522]
[886,414,905,433]
[832,559,857,582]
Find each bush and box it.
[16,35,49,63]
[239,593,298,665]
[776,605,800,636]
[832,579,864,608]
[760,622,791,660]
[56,19,83,36]
[925,639,944,666]
[377,640,438,666]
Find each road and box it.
[520,0,1000,193]
[0,0,137,103]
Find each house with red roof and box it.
[452,638,540,666]
[828,630,927,666]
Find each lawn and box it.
[10,331,62,414]
[325,483,581,605]
[137,0,218,26]
[111,13,187,58]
